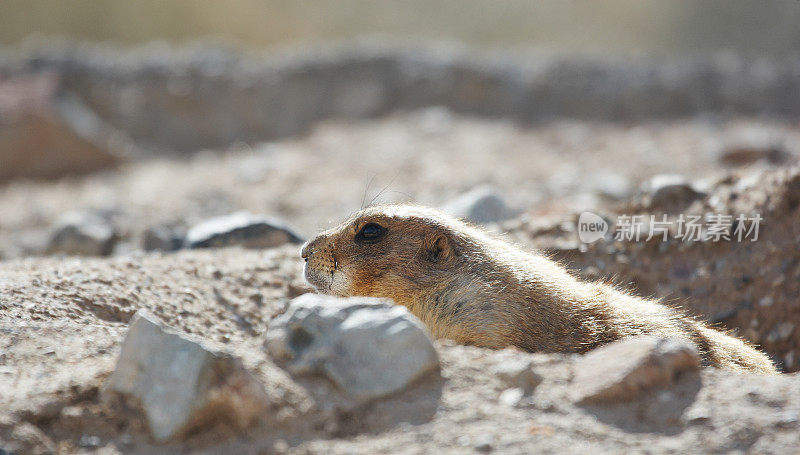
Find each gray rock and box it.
[266,294,439,401]
[442,185,515,225]
[572,336,700,404]
[143,224,185,252]
[46,210,117,256]
[78,435,101,448]
[106,311,268,442]
[492,358,542,391]
[186,212,303,249]
[644,174,706,211]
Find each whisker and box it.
[369,177,397,207]
[361,174,377,210]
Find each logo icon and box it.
[578,212,608,243]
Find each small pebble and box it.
[79,435,101,448]
[499,388,526,407]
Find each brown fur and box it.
[301,204,777,374]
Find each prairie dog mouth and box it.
[303,262,332,294]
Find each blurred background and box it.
[1,1,800,370]
[2,0,800,238]
[3,0,800,56]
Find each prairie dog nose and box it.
[301,237,321,259]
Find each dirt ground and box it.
[2,110,800,453]
[2,111,799,256]
[2,246,799,454]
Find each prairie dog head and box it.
[301,205,459,301]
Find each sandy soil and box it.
[2,246,799,454]
[2,110,800,453]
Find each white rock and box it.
[644,173,689,192]
[499,387,526,407]
[572,336,700,404]
[266,294,439,401]
[106,311,268,442]
[186,211,303,249]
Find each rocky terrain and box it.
[2,244,799,454]
[1,44,800,453]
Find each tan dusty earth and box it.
[2,247,799,454]
[2,111,800,453]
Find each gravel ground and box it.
[1,246,799,454]
[2,110,800,453]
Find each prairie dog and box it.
[302,205,777,374]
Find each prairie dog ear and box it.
[424,233,453,263]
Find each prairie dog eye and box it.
[356,223,386,242]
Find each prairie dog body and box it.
[302,205,777,374]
